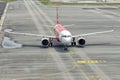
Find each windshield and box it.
[62,35,71,37]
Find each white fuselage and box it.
[59,30,72,45]
[54,24,72,45]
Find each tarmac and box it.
[0,2,6,19]
[0,0,120,80]
[0,2,6,47]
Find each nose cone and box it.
[62,37,72,45]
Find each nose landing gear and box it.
[64,47,68,50]
[64,45,68,50]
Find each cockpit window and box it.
[62,35,71,37]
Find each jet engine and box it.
[77,38,86,46]
[41,38,49,47]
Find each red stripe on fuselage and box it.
[54,24,67,42]
[56,24,66,32]
[54,28,60,41]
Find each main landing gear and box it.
[71,37,76,46]
[49,38,53,47]
[49,42,53,46]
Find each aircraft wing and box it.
[72,30,114,38]
[5,31,56,38]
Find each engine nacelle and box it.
[41,38,49,47]
[77,38,86,46]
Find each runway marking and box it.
[88,75,102,80]
[76,59,106,64]
[70,48,111,80]
[68,50,90,80]
[29,0,54,36]
[68,50,106,80]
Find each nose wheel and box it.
[64,47,68,50]
[64,45,68,50]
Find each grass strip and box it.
[39,0,120,5]
[0,0,16,2]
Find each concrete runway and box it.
[0,0,120,80]
[0,2,7,49]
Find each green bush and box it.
[39,0,50,5]
[0,0,16,2]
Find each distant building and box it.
[107,0,120,2]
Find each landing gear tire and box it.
[71,42,76,46]
[71,37,76,46]
[49,42,53,47]
[64,47,68,50]
[49,38,53,47]
[71,42,73,46]
[73,42,76,45]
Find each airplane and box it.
[5,7,114,50]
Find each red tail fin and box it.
[56,7,60,24]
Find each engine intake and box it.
[41,38,49,46]
[77,38,86,46]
